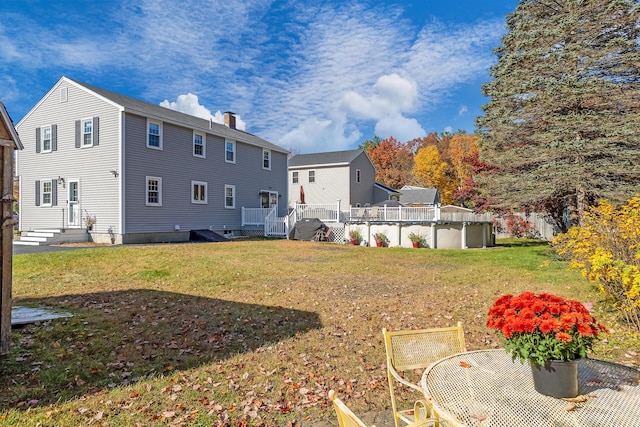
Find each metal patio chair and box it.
[313,226,333,242]
[329,390,437,427]
[382,322,466,427]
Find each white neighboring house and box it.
[15,77,289,244]
[288,149,398,209]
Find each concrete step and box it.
[13,240,40,246]
[18,236,49,243]
[22,231,56,238]
[31,229,61,234]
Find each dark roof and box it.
[288,149,365,167]
[67,78,288,154]
[399,186,440,205]
[373,199,403,207]
[374,181,400,194]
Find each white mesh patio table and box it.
[420,349,640,427]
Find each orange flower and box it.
[556,332,572,343]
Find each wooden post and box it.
[0,146,12,355]
[0,101,23,356]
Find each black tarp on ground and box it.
[189,229,230,242]
[290,218,326,240]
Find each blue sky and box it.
[0,0,519,154]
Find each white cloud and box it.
[374,114,425,143]
[278,112,362,154]
[160,93,246,130]
[339,73,424,142]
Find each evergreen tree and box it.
[476,0,640,231]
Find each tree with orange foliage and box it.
[364,136,413,189]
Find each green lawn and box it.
[1,239,637,426]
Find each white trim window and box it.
[147,119,163,150]
[193,131,205,158]
[225,140,235,163]
[82,118,93,147]
[356,169,361,183]
[292,171,299,184]
[262,149,271,170]
[146,176,162,206]
[309,170,316,183]
[42,126,52,152]
[191,180,207,204]
[224,184,235,209]
[42,180,53,206]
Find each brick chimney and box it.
[223,111,236,129]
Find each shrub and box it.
[552,196,640,330]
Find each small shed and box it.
[0,101,23,355]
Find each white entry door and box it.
[68,180,80,227]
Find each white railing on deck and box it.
[241,207,273,225]
[347,206,493,223]
[292,202,342,223]
[350,206,440,222]
[264,207,288,237]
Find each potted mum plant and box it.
[373,231,387,247]
[348,228,362,245]
[487,292,608,398]
[408,232,423,248]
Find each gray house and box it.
[15,77,289,244]
[288,149,396,209]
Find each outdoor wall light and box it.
[110,169,119,178]
[57,176,65,185]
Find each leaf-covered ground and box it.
[1,239,637,426]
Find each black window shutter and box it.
[75,120,81,148]
[36,127,41,153]
[52,179,58,206]
[35,181,40,206]
[93,117,99,146]
[52,124,57,151]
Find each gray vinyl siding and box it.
[123,114,288,233]
[16,81,121,232]
[350,153,375,206]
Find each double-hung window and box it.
[147,120,162,149]
[42,126,52,152]
[225,140,235,163]
[82,118,93,146]
[263,149,271,170]
[224,185,235,209]
[42,180,53,206]
[309,170,316,183]
[192,181,207,204]
[193,132,205,158]
[146,176,162,206]
[292,171,299,184]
